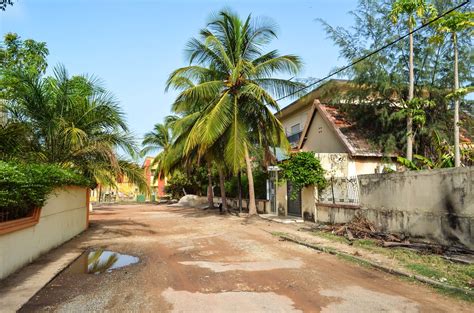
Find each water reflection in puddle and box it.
[68,250,139,274]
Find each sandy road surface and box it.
[20,204,472,312]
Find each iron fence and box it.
[318,176,360,205]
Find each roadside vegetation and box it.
[308,230,474,300]
[145,1,472,214]
[0,33,148,203]
[318,0,473,167]
[0,162,92,219]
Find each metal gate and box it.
[287,182,302,216]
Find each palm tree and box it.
[434,11,474,167]
[167,9,303,215]
[4,65,148,193]
[390,0,436,161]
[141,119,174,183]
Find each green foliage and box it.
[2,64,148,193]
[397,130,473,169]
[166,9,303,174]
[279,152,327,199]
[318,0,473,160]
[0,33,48,98]
[164,171,191,199]
[224,169,268,199]
[0,161,92,218]
[0,1,14,11]
[164,166,210,199]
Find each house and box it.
[276,79,395,177]
[142,156,166,198]
[272,80,395,218]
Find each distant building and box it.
[142,156,166,197]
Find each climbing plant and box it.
[279,152,327,199]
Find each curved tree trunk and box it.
[244,143,256,215]
[207,161,214,209]
[218,166,227,213]
[453,33,460,167]
[407,29,414,161]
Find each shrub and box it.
[0,161,92,219]
[279,151,327,199]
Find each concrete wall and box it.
[0,187,88,279]
[358,167,474,248]
[213,197,270,214]
[311,167,474,248]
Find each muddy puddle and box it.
[68,250,139,274]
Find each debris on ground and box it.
[309,215,404,242]
[301,216,474,264]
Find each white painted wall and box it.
[0,187,88,279]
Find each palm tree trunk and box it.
[407,29,414,161]
[453,33,460,167]
[218,167,227,212]
[207,161,214,209]
[244,143,256,215]
[238,171,242,213]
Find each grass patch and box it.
[309,230,349,244]
[270,231,289,237]
[310,230,474,295]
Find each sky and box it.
[1,0,359,143]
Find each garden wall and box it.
[358,167,474,248]
[313,167,474,248]
[0,187,89,280]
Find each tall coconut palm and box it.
[167,9,303,215]
[390,0,436,161]
[434,11,474,167]
[4,65,148,193]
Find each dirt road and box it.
[20,204,471,312]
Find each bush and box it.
[279,152,327,199]
[0,161,91,219]
[224,169,268,200]
[164,171,192,199]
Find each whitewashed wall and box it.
[0,187,88,279]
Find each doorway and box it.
[287,182,301,216]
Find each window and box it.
[290,123,300,134]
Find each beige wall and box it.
[359,167,474,248]
[276,181,287,216]
[301,186,316,219]
[302,112,346,153]
[355,158,382,175]
[280,108,310,135]
[0,187,88,279]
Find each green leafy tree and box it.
[433,10,474,167]
[318,0,472,162]
[166,9,303,215]
[0,33,49,125]
[279,152,327,200]
[390,0,437,161]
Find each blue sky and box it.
[1,0,358,142]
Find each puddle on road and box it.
[68,250,139,274]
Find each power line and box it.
[276,0,471,102]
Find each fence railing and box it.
[318,176,360,205]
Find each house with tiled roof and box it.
[272,80,396,218]
[276,79,395,178]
